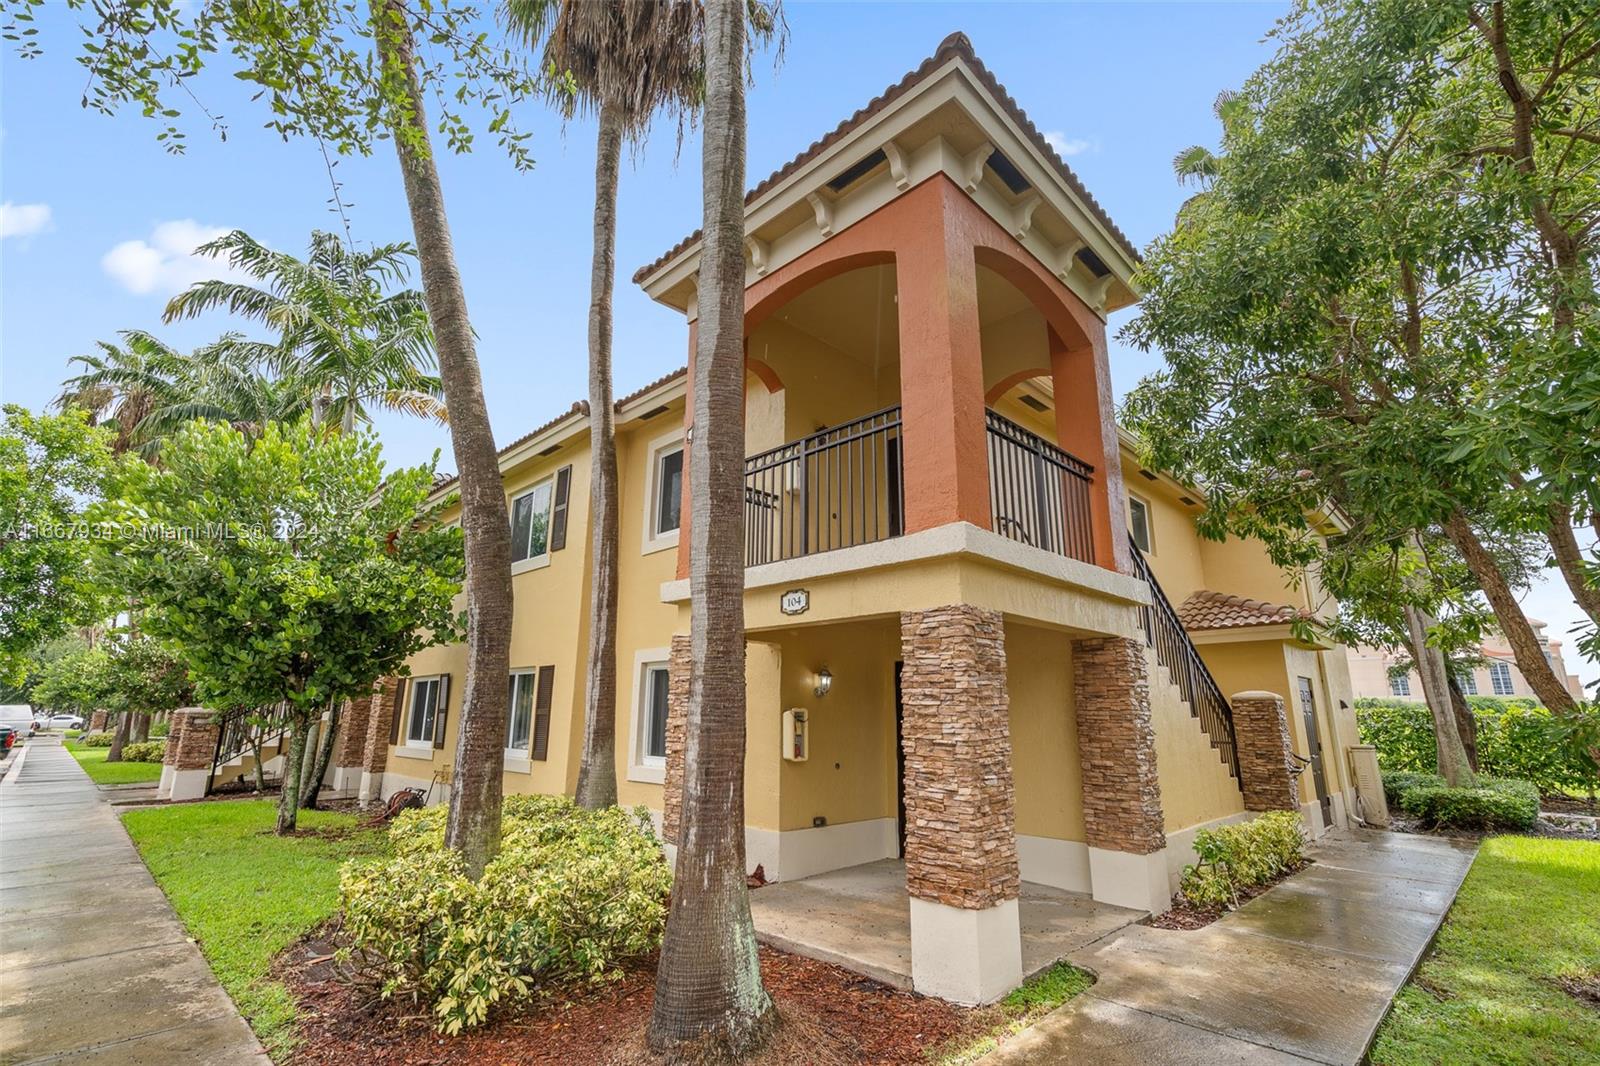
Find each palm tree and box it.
[371,0,516,882]
[56,331,191,455]
[502,0,704,812]
[647,0,776,1054]
[164,229,445,433]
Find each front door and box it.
[1297,675,1332,823]
[894,661,906,858]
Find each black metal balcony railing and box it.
[208,702,293,792]
[985,409,1096,565]
[743,405,904,567]
[1131,539,1240,778]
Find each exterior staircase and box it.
[206,705,292,793]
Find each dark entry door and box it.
[894,661,906,858]
[1297,676,1332,823]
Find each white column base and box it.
[1088,846,1172,914]
[156,764,175,799]
[358,770,383,804]
[168,767,210,802]
[909,896,1023,1005]
[1300,800,1328,839]
[330,764,362,792]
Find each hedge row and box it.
[1382,772,1541,831]
[1356,697,1598,796]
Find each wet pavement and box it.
[0,736,270,1065]
[980,828,1478,1065]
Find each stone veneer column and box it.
[1072,635,1170,914]
[660,635,692,846]
[899,605,1022,1004]
[359,676,401,803]
[88,710,107,733]
[1230,691,1301,813]
[156,711,186,799]
[330,688,376,793]
[167,708,220,801]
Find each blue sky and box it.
[2,2,1593,686]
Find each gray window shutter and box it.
[389,677,407,745]
[531,665,555,760]
[432,674,451,750]
[550,466,573,552]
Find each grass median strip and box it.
[122,799,388,1060]
[63,738,164,786]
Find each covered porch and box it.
[748,858,1144,992]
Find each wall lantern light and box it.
[813,668,833,698]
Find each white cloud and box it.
[101,219,246,296]
[1,202,53,240]
[1041,132,1096,158]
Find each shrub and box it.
[1356,698,1599,796]
[1398,777,1540,831]
[340,794,671,1034]
[80,731,115,748]
[121,740,165,763]
[1382,771,1446,807]
[150,719,170,738]
[1179,811,1306,908]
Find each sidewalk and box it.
[981,828,1478,1065]
[0,736,270,1065]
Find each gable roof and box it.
[1177,590,1311,632]
[632,31,1140,286]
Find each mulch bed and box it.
[1555,971,1600,1011]
[1540,794,1598,816]
[1145,860,1311,930]
[280,934,990,1065]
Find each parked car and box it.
[0,705,36,738]
[0,726,16,758]
[34,713,85,731]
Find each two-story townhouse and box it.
[194,33,1365,1006]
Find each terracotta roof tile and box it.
[1177,590,1311,632]
[431,366,686,495]
[632,31,1140,286]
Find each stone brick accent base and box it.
[1231,691,1301,812]
[661,636,692,846]
[89,710,107,733]
[362,676,402,775]
[335,687,377,768]
[1072,636,1165,855]
[899,605,1020,910]
[169,709,220,771]
[162,715,185,766]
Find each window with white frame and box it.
[1128,495,1153,554]
[629,652,671,781]
[643,434,684,552]
[1489,661,1514,695]
[506,670,535,754]
[510,479,554,565]
[1457,671,1478,695]
[1389,672,1411,697]
[406,676,443,745]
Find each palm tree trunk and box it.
[1403,605,1474,787]
[649,2,775,1055]
[1441,509,1578,713]
[373,0,512,879]
[300,700,342,808]
[574,101,624,811]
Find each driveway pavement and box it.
[0,736,270,1065]
[980,828,1478,1065]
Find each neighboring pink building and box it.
[1346,619,1584,703]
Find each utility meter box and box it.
[1347,745,1389,827]
[782,708,809,762]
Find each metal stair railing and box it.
[1130,537,1240,778]
[208,703,293,792]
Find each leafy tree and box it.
[28,644,109,720]
[0,406,113,684]
[9,0,541,876]
[165,230,445,433]
[647,0,775,1054]
[92,419,464,832]
[1122,0,1596,718]
[97,633,194,760]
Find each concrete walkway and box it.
[0,736,270,1066]
[981,828,1478,1065]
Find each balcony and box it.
[742,405,1095,569]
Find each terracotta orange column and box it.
[1049,324,1133,575]
[896,180,992,535]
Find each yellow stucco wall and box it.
[1007,623,1085,842]
[1149,646,1247,833]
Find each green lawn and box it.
[63,739,165,785]
[1372,835,1600,1065]
[122,800,389,1060]
[937,962,1096,1064]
